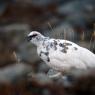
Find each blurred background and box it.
[0,0,95,95]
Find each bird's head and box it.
[27,31,45,46]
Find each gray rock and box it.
[28,73,52,84]
[0,63,32,83]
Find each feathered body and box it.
[27,31,95,72]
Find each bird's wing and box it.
[49,47,87,72]
[47,39,95,71]
[77,47,95,68]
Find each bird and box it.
[27,31,95,75]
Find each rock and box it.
[0,63,32,83]
[28,73,52,85]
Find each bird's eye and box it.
[31,34,38,38]
[27,34,38,41]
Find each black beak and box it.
[26,36,31,42]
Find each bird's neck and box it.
[36,37,49,47]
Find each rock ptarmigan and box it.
[27,31,95,74]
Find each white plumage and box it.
[27,31,95,73]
